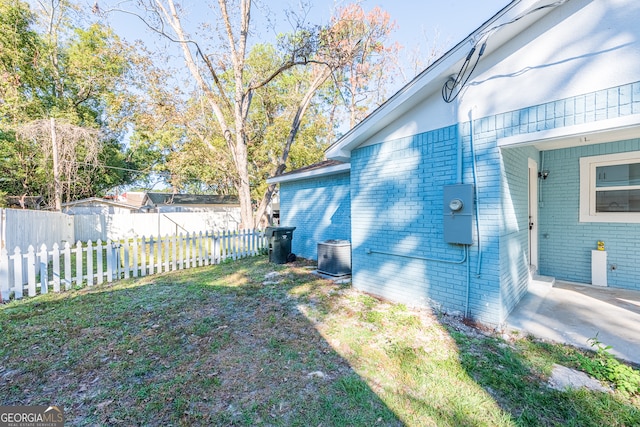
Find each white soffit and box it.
[497,114,640,150]
[266,163,350,184]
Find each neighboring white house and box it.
[62,197,140,215]
[62,192,242,241]
[140,192,240,213]
[62,192,241,215]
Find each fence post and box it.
[201,232,206,265]
[27,245,36,297]
[140,236,147,277]
[221,230,227,261]
[63,242,71,291]
[96,239,104,285]
[132,237,139,278]
[75,241,83,288]
[171,234,177,271]
[0,208,5,252]
[106,239,113,283]
[234,230,239,260]
[238,230,243,259]
[203,231,210,266]
[213,231,222,264]
[193,232,199,267]
[149,236,156,276]
[255,229,259,253]
[52,243,60,293]
[0,248,9,301]
[39,244,48,294]
[197,232,201,266]
[164,235,170,272]
[86,240,94,287]
[176,233,183,270]
[123,240,130,279]
[185,232,191,269]
[191,232,196,268]
[13,247,23,299]
[114,242,121,280]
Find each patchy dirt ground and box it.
[1,257,638,426]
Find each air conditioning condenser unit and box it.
[317,240,351,276]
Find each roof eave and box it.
[325,0,553,161]
[61,197,139,210]
[266,162,351,184]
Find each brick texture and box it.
[538,141,640,289]
[279,172,351,260]
[280,81,640,326]
[351,126,503,325]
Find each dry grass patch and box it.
[1,256,638,426]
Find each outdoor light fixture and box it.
[538,170,550,180]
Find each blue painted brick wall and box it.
[500,145,538,316]
[281,81,640,326]
[279,172,351,260]
[348,80,640,324]
[497,80,640,292]
[539,140,640,289]
[351,126,503,325]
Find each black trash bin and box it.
[265,226,296,264]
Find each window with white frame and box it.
[579,151,640,223]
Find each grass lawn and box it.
[1,256,638,426]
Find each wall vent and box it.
[318,240,351,276]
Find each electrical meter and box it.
[449,198,464,212]
[443,184,473,244]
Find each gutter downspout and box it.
[469,109,483,278]
[539,151,545,206]
[458,118,470,318]
[457,123,463,184]
[465,245,470,318]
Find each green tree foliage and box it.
[0,0,147,208]
[245,43,329,203]
[329,4,401,129]
[123,0,400,227]
[129,41,330,204]
[0,0,44,124]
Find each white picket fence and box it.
[0,229,266,301]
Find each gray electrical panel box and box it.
[443,184,474,245]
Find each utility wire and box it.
[60,159,168,175]
[442,42,486,103]
[442,0,570,103]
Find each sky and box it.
[300,0,509,53]
[102,0,510,81]
[99,0,511,182]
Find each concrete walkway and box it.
[506,277,640,364]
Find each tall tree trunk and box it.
[253,66,332,228]
[234,133,253,229]
[50,118,62,211]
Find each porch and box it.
[506,277,640,364]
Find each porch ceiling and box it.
[497,114,640,150]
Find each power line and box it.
[442,0,570,103]
[59,159,168,175]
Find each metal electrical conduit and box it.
[365,247,467,264]
[469,110,483,278]
[366,246,471,317]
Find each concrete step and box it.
[529,274,555,297]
